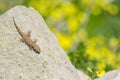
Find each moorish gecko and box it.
[13,17,40,54]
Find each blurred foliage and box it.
[68,42,99,78]
[0,0,120,78]
[68,41,114,78]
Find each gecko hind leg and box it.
[20,38,25,42]
[33,39,37,43]
[28,45,32,50]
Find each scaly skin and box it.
[13,17,40,54]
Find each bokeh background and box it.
[0,0,120,79]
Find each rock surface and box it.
[0,6,81,80]
[77,70,91,80]
[95,70,120,80]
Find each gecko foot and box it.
[34,39,37,43]
[20,38,25,42]
[29,45,32,50]
[26,31,31,37]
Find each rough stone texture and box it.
[95,70,120,80]
[0,6,81,80]
[77,70,91,80]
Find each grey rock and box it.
[77,70,91,80]
[0,6,81,80]
[95,70,120,80]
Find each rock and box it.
[95,70,120,80]
[77,70,91,80]
[0,6,81,80]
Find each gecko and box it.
[13,17,40,54]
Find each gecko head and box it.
[33,45,41,54]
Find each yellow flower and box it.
[96,70,105,77]
[92,5,102,15]
[29,0,48,16]
[97,62,106,70]
[50,9,64,21]
[67,17,79,33]
[55,32,73,49]
[115,53,120,69]
[81,0,93,5]
[77,29,88,42]
[79,13,87,25]
[109,37,119,49]
[62,3,76,16]
[107,4,119,15]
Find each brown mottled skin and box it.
[13,17,40,54]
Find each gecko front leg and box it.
[26,31,31,37]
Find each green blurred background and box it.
[0,0,120,79]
